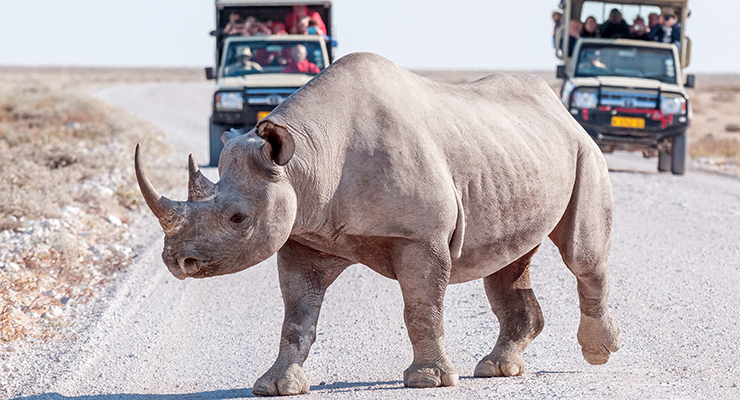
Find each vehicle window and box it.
[574,43,677,83]
[580,2,661,24]
[222,40,326,77]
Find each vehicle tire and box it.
[671,130,689,175]
[657,149,671,172]
[209,117,228,167]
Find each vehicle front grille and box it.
[600,87,659,109]
[245,88,297,106]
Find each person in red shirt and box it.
[282,44,320,74]
[284,5,325,35]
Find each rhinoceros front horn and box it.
[187,154,217,202]
[134,144,186,232]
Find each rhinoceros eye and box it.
[230,213,247,224]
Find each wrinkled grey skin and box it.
[135,52,621,396]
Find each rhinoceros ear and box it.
[221,128,244,145]
[256,120,295,166]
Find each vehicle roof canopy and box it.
[216,0,331,7]
[568,0,688,20]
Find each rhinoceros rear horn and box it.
[188,154,217,202]
[134,144,185,232]
[256,120,295,166]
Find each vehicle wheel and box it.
[209,117,227,167]
[671,130,689,175]
[657,149,671,172]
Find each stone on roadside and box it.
[107,215,123,226]
[61,206,82,216]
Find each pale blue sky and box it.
[0,0,737,72]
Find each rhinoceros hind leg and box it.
[548,155,621,365]
[475,245,543,378]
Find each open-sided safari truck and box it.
[205,0,333,166]
[555,0,694,174]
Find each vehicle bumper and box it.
[212,105,276,127]
[570,107,689,152]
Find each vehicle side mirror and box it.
[205,67,216,80]
[556,65,567,79]
[685,74,695,89]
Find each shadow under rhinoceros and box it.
[13,380,408,400]
[10,388,253,400]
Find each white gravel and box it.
[3,82,740,399]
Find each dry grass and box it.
[687,74,740,173]
[0,70,187,342]
[690,134,740,163]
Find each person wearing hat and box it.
[648,9,681,49]
[223,47,263,76]
[600,8,630,38]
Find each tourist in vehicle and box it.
[307,18,324,35]
[295,16,310,35]
[223,47,263,76]
[285,5,326,35]
[255,45,291,67]
[581,16,599,38]
[649,11,681,49]
[243,16,271,36]
[224,19,246,36]
[630,17,650,40]
[282,44,320,74]
[552,11,563,47]
[269,21,286,35]
[567,19,582,57]
[600,8,630,38]
[223,11,244,36]
[647,12,661,30]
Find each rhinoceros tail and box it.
[449,187,465,260]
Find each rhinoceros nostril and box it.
[178,257,207,275]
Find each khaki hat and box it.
[239,47,253,57]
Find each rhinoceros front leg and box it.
[475,245,544,378]
[252,240,349,397]
[395,241,459,388]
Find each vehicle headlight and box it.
[215,92,244,111]
[571,89,598,109]
[660,94,687,115]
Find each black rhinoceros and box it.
[135,52,621,396]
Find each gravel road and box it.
[7,81,740,399]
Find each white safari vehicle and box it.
[555,0,694,174]
[206,0,333,166]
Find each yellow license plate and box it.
[257,111,271,120]
[611,116,645,129]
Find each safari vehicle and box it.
[206,0,333,166]
[555,0,695,175]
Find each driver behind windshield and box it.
[223,47,264,76]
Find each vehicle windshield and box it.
[574,43,677,83]
[221,39,326,77]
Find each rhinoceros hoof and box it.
[403,364,459,388]
[474,352,525,377]
[577,312,622,365]
[253,363,310,396]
